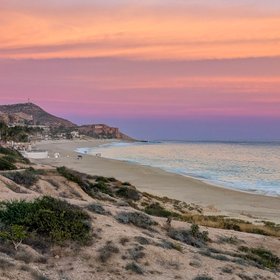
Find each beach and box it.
[34,139,280,223]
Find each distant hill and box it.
[0,102,133,140]
[0,103,75,128]
[78,124,133,140]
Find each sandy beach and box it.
[33,139,280,223]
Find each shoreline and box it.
[33,139,280,223]
[76,141,280,198]
[80,151,280,199]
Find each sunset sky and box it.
[0,0,280,140]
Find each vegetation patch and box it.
[0,157,17,170]
[57,167,114,197]
[180,214,280,237]
[144,202,181,218]
[168,224,209,248]
[238,246,280,270]
[128,245,145,261]
[98,241,119,262]
[0,196,91,246]
[92,181,113,196]
[86,203,110,215]
[116,186,141,201]
[125,262,144,274]
[57,166,85,187]
[4,168,39,187]
[0,146,30,164]
[116,211,157,229]
[134,236,151,245]
[217,235,241,245]
[199,248,230,261]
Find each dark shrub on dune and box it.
[0,146,30,164]
[116,211,157,229]
[4,168,38,187]
[116,186,141,201]
[0,196,91,244]
[0,157,17,170]
[168,224,209,248]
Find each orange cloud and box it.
[0,4,280,60]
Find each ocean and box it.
[76,141,280,196]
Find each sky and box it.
[0,0,280,140]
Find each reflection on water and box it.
[77,141,280,196]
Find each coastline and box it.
[33,139,280,223]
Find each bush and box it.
[144,202,180,218]
[4,168,38,187]
[125,262,144,274]
[168,224,209,248]
[0,147,18,156]
[98,242,119,262]
[57,167,113,197]
[86,203,110,215]
[128,245,145,261]
[217,235,240,245]
[92,181,113,196]
[116,187,140,201]
[94,176,110,183]
[2,155,17,163]
[0,157,17,170]
[239,246,280,269]
[0,146,30,164]
[57,167,85,187]
[0,196,91,244]
[116,211,157,229]
[0,225,27,250]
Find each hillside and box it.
[0,103,76,128]
[0,148,279,280]
[0,103,133,140]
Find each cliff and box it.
[78,124,133,140]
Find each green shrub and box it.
[92,181,113,196]
[0,225,27,250]
[0,157,17,170]
[0,196,91,244]
[4,168,38,187]
[0,147,17,156]
[57,166,113,197]
[144,202,180,218]
[239,246,280,269]
[168,224,209,248]
[94,176,110,183]
[116,187,140,201]
[57,166,85,187]
[116,211,157,229]
[0,147,30,164]
[218,235,240,245]
[2,155,17,163]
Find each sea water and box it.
[77,141,280,196]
